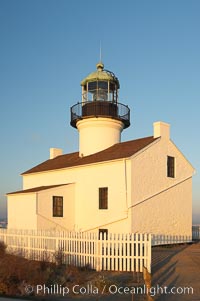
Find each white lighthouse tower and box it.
[70,62,130,157]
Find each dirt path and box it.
[151,242,200,300]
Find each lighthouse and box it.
[70,62,130,157]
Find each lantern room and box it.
[70,62,130,129]
[81,61,119,103]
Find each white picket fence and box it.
[0,229,151,273]
[192,225,200,240]
[152,234,192,246]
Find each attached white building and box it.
[7,62,195,238]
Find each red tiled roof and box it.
[22,136,159,175]
[7,184,69,195]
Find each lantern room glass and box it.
[82,81,118,103]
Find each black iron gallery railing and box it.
[70,101,130,128]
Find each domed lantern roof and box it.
[80,62,120,104]
[81,61,120,89]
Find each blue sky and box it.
[0,0,199,222]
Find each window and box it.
[99,187,108,209]
[99,229,108,240]
[53,196,63,217]
[167,156,175,178]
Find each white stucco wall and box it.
[7,185,75,231]
[7,193,37,229]
[37,184,75,231]
[130,137,194,236]
[22,160,132,233]
[131,178,192,235]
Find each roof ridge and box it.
[22,136,157,175]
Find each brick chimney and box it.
[50,148,63,159]
[153,121,170,140]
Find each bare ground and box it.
[151,242,200,300]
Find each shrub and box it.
[54,246,65,266]
[0,241,6,257]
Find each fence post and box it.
[143,266,154,301]
[147,233,151,274]
[96,233,103,271]
[55,232,59,259]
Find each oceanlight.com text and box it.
[108,284,194,296]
